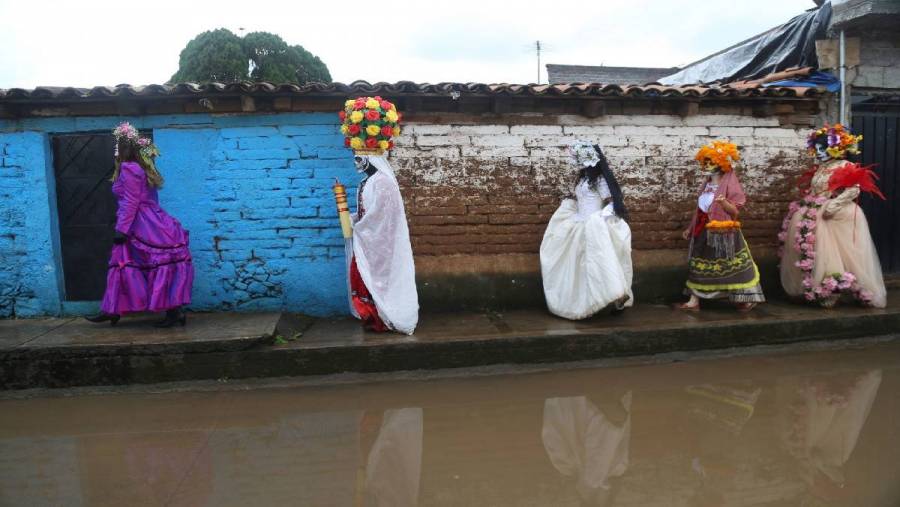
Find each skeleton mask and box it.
[815,143,831,162]
[354,155,372,173]
[700,159,720,173]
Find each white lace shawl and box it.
[352,156,419,334]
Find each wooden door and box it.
[52,134,117,300]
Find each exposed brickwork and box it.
[0,104,825,316]
[392,114,815,256]
[0,136,28,316]
[182,120,361,312]
[0,132,50,316]
[854,32,900,91]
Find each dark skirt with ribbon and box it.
[685,210,765,303]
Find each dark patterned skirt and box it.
[685,229,765,303]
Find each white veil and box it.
[352,155,419,334]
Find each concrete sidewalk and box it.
[1,294,898,390]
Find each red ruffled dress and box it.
[350,177,388,332]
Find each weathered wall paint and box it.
[0,132,63,317]
[0,110,816,317]
[0,113,361,317]
[393,115,812,254]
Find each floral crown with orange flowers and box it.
[806,123,861,160]
[695,140,740,173]
[339,96,401,156]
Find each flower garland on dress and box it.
[777,195,874,306]
[706,220,741,231]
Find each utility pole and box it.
[535,40,542,84]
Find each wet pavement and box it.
[291,295,900,348]
[3,295,899,389]
[0,312,279,352]
[2,336,900,506]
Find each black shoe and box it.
[84,312,120,326]
[611,294,630,315]
[154,309,187,328]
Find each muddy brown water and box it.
[2,338,900,506]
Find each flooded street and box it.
[2,338,900,506]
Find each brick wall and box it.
[0,132,60,317]
[0,113,359,317]
[186,121,359,312]
[0,134,26,316]
[854,31,900,91]
[0,105,822,316]
[391,114,812,261]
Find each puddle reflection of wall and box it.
[419,401,567,505]
[535,369,893,505]
[76,431,213,505]
[0,437,81,505]
[204,411,359,505]
[2,362,900,506]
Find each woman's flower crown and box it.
[695,140,740,173]
[806,123,861,160]
[113,121,160,160]
[570,140,601,168]
[339,96,401,155]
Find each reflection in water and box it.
[357,408,423,507]
[2,342,900,506]
[779,369,882,504]
[682,382,764,505]
[542,392,632,505]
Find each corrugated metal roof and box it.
[0,79,826,102]
[546,65,680,85]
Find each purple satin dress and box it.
[100,162,193,314]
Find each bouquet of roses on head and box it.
[339,96,401,153]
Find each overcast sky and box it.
[0,0,816,89]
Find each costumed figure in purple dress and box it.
[85,122,193,327]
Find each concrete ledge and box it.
[1,294,897,390]
[0,313,279,389]
[418,254,784,310]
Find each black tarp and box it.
[660,3,832,85]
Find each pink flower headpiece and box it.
[112,121,160,161]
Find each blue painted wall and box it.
[0,113,361,317]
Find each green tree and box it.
[292,45,331,84]
[170,29,332,84]
[170,29,247,83]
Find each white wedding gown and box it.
[542,393,632,501]
[540,179,634,320]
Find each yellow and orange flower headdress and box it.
[339,96,401,156]
[806,123,862,160]
[695,140,740,173]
